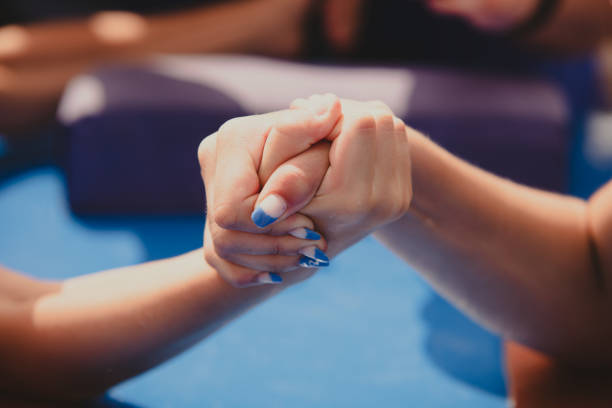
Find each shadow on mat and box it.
[421,293,507,397]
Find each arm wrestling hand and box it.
[198,96,342,287]
[285,96,413,258]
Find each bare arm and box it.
[375,131,612,365]
[0,0,310,135]
[0,251,311,401]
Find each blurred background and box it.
[1,0,612,406]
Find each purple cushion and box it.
[58,57,569,214]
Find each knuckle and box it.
[373,110,395,129]
[213,202,239,229]
[268,239,282,256]
[218,117,243,135]
[393,117,406,132]
[350,114,376,133]
[368,100,391,111]
[197,135,214,164]
[279,165,311,192]
[212,232,234,258]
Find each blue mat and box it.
[0,166,506,407]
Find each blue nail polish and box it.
[304,228,322,241]
[312,248,329,263]
[269,273,283,283]
[299,256,330,268]
[251,207,277,228]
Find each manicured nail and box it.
[299,256,329,268]
[299,246,329,263]
[251,194,287,228]
[288,227,322,241]
[256,272,283,284]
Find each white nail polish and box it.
[258,194,286,219]
[298,246,329,263]
[256,273,283,284]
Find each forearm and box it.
[1,251,308,400]
[521,0,612,53]
[1,1,279,68]
[375,131,611,363]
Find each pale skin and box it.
[208,93,612,368]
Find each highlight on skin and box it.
[0,65,15,91]
[89,11,148,45]
[0,25,30,58]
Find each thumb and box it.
[250,94,341,228]
[251,141,331,228]
[258,93,341,182]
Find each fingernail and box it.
[256,272,283,284]
[251,194,287,228]
[299,256,329,268]
[298,246,330,264]
[288,227,322,241]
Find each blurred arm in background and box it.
[0,0,317,136]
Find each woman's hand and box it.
[426,0,538,32]
[198,96,342,287]
[200,94,414,287]
[285,96,413,258]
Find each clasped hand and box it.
[199,94,412,287]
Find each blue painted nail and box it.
[299,256,330,268]
[251,195,287,228]
[289,227,322,241]
[269,273,283,283]
[299,247,329,263]
[312,248,329,263]
[303,229,322,241]
[251,207,278,228]
[257,272,283,284]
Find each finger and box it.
[198,133,218,207]
[315,103,377,198]
[210,225,327,257]
[214,195,322,234]
[370,104,397,200]
[204,222,283,287]
[213,105,340,231]
[210,115,272,231]
[259,93,341,182]
[253,141,331,227]
[223,249,329,273]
